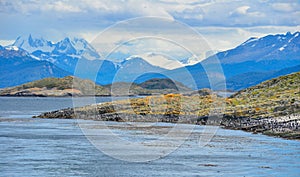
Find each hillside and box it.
[138,78,191,92]
[0,77,192,97]
[0,76,110,96]
[227,71,300,118]
[105,78,192,96]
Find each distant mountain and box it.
[13,35,100,59]
[133,62,208,89]
[114,57,167,82]
[13,34,55,53]
[10,35,117,85]
[146,31,300,90]
[124,53,185,70]
[204,31,300,77]
[0,45,70,88]
[3,32,300,90]
[213,32,299,65]
[216,31,300,90]
[225,64,300,90]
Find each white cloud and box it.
[91,30,201,62]
[42,1,83,13]
[1,0,299,28]
[233,6,250,15]
[230,5,265,18]
[271,3,295,12]
[0,0,299,58]
[176,6,204,20]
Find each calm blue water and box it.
[0,97,299,176]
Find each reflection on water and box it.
[0,97,299,176]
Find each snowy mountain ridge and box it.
[11,35,100,60]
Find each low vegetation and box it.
[228,71,300,118]
[0,76,110,96]
[0,76,193,96]
[36,72,300,139]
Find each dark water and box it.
[0,97,299,177]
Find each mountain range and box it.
[0,46,70,88]
[11,35,117,85]
[136,31,300,90]
[1,32,299,90]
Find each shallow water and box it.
[0,97,299,176]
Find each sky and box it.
[0,0,299,61]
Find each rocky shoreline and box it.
[218,114,300,140]
[34,106,300,140]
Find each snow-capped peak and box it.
[124,53,185,70]
[72,38,87,51]
[71,37,100,59]
[5,45,19,51]
[53,37,76,55]
[124,55,141,61]
[52,37,100,59]
[241,37,259,46]
[3,45,41,61]
[287,31,300,43]
[10,35,100,60]
[12,34,55,53]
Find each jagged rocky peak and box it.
[53,37,77,55]
[12,34,54,53]
[9,35,100,60]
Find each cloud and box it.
[230,5,265,19]
[271,3,296,12]
[42,1,83,13]
[231,6,251,16]
[173,6,204,20]
[0,0,299,56]
[86,17,212,62]
[171,1,299,27]
[1,0,299,30]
